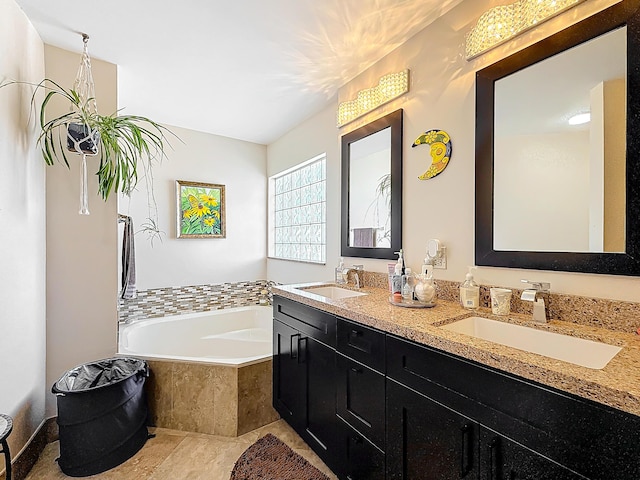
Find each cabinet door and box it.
[480,430,587,480]
[273,319,306,431]
[303,335,339,470]
[387,379,478,480]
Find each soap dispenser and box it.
[460,267,480,309]
[335,257,346,284]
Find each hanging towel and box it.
[353,228,377,247]
[120,215,137,299]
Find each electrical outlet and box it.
[433,247,447,269]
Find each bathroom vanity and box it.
[272,285,640,480]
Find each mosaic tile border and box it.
[118,280,276,323]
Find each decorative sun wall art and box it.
[412,129,452,180]
[176,180,226,238]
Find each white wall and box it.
[494,131,590,252]
[0,0,46,458]
[267,103,340,284]
[44,45,118,416]
[268,0,640,302]
[119,124,268,290]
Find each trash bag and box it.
[52,357,150,477]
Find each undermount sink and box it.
[440,316,621,369]
[302,286,367,300]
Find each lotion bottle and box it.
[460,267,480,309]
[391,251,404,296]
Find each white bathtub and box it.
[118,306,273,366]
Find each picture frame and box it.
[176,180,226,238]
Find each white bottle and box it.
[402,267,415,300]
[460,268,480,309]
[391,251,404,295]
[335,257,346,284]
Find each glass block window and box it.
[269,154,326,264]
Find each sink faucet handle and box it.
[521,280,550,292]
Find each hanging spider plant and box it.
[37,78,172,201]
[1,77,175,242]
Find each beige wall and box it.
[269,0,640,302]
[44,45,118,415]
[336,0,640,301]
[119,124,268,290]
[266,103,340,284]
[0,0,46,463]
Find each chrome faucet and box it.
[343,264,364,288]
[520,280,551,323]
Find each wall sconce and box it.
[465,0,587,60]
[337,70,410,128]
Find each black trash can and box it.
[52,357,150,477]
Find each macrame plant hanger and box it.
[67,33,99,215]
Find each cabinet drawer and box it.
[337,318,385,373]
[336,353,385,450]
[337,416,385,480]
[273,295,337,347]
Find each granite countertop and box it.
[273,282,640,418]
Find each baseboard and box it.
[0,417,57,480]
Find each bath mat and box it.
[230,433,330,480]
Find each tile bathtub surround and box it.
[341,270,640,333]
[145,359,279,438]
[118,280,276,323]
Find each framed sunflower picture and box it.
[176,180,226,238]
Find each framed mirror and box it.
[341,109,403,260]
[475,0,640,275]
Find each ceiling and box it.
[14,0,464,145]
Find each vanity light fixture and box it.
[465,0,587,60]
[337,70,409,127]
[568,112,591,125]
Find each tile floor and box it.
[24,420,338,480]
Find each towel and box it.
[353,227,377,247]
[120,215,137,299]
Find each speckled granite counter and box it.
[273,282,640,418]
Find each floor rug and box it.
[230,433,330,480]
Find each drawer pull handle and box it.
[299,337,308,364]
[352,435,363,444]
[488,437,499,480]
[460,423,473,477]
[350,366,363,374]
[350,329,363,337]
[290,334,300,360]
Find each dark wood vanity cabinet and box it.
[272,296,340,471]
[273,296,640,480]
[386,335,640,480]
[273,296,386,480]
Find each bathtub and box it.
[118,305,273,365]
[117,305,279,436]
